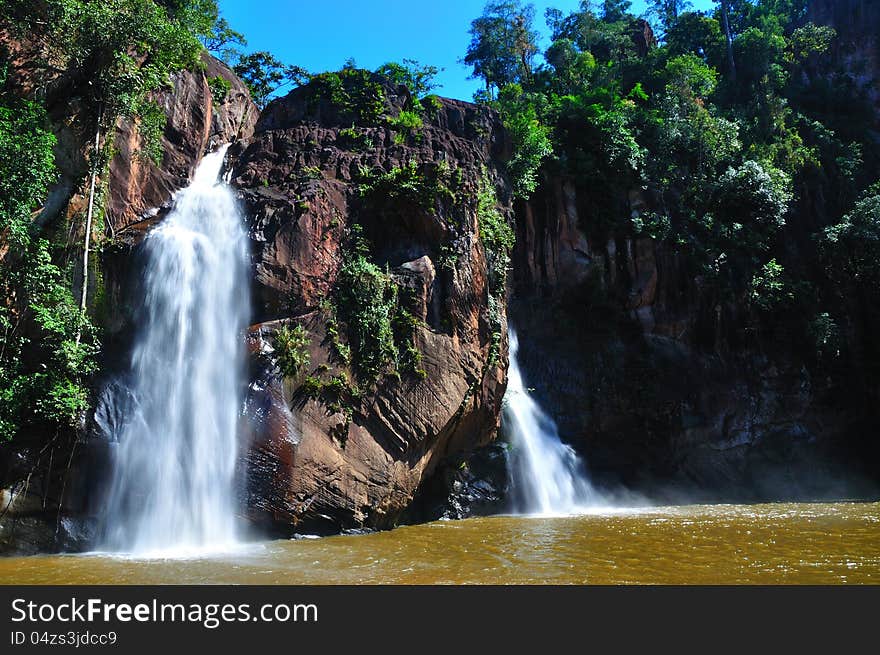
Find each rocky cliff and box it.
[107,53,257,239]
[510,158,880,503]
[227,73,511,535]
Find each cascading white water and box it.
[99,145,249,555]
[503,328,602,515]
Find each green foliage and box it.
[477,173,515,295]
[545,38,595,87]
[0,1,218,440]
[419,94,444,115]
[477,174,514,364]
[4,0,234,216]
[712,160,790,254]
[665,11,724,61]
[749,258,792,312]
[387,109,423,142]
[300,375,323,398]
[668,159,791,290]
[134,98,167,165]
[388,109,423,131]
[464,0,540,95]
[631,211,671,240]
[323,308,352,366]
[309,68,386,124]
[338,125,372,151]
[544,83,645,235]
[375,59,442,97]
[495,84,552,198]
[334,240,398,383]
[207,74,232,104]
[16,0,216,127]
[0,101,57,249]
[201,15,246,60]
[601,1,632,23]
[456,0,880,393]
[821,193,880,286]
[647,0,692,36]
[788,23,835,62]
[808,312,840,361]
[0,97,98,441]
[328,226,426,384]
[233,51,309,108]
[732,25,787,91]
[357,161,459,213]
[392,306,426,379]
[665,54,719,98]
[273,323,311,378]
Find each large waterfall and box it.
[99,146,249,555]
[503,329,602,515]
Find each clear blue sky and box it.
[218,0,716,101]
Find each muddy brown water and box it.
[1,503,878,584]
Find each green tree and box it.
[0,97,98,441]
[374,59,442,97]
[822,193,880,287]
[464,1,539,97]
[496,84,553,198]
[665,11,725,63]
[203,17,247,59]
[711,160,791,255]
[0,0,228,441]
[601,0,632,23]
[648,0,692,36]
[273,324,311,377]
[233,51,310,108]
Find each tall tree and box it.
[648,0,691,35]
[233,52,310,108]
[463,1,539,96]
[718,0,737,80]
[601,0,632,23]
[375,60,442,97]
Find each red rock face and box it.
[229,79,512,533]
[107,53,258,239]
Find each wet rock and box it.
[403,443,510,522]
[107,52,258,242]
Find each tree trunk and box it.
[76,119,101,346]
[720,0,737,81]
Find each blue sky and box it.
[218,0,715,101]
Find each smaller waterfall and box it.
[503,328,602,515]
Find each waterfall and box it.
[503,328,602,515]
[99,145,249,555]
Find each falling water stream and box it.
[503,328,602,514]
[99,146,249,555]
